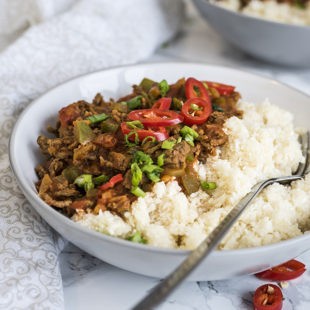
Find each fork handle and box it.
[131,175,302,310]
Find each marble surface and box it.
[60,2,310,309]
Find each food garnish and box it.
[35,76,242,241]
[253,284,283,310]
[99,174,123,191]
[255,259,306,281]
[203,81,235,96]
[152,97,172,110]
[252,259,306,310]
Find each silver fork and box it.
[132,131,310,310]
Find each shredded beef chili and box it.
[36,77,242,217]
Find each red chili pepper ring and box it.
[253,284,283,310]
[127,109,183,127]
[181,97,212,125]
[255,259,306,281]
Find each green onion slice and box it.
[131,186,146,197]
[190,103,202,111]
[180,126,199,139]
[184,135,194,147]
[142,164,163,183]
[157,154,165,167]
[180,126,199,147]
[127,231,147,244]
[133,151,153,166]
[74,174,94,192]
[141,136,156,145]
[161,139,176,150]
[131,163,143,187]
[125,132,139,147]
[126,120,144,129]
[87,113,109,124]
[201,181,217,191]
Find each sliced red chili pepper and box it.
[185,77,210,102]
[253,284,283,310]
[255,259,306,281]
[120,122,168,142]
[99,174,123,191]
[203,80,235,96]
[127,109,183,127]
[152,97,172,110]
[181,97,212,125]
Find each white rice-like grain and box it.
[74,100,310,250]
[214,0,310,26]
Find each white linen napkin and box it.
[0,1,184,308]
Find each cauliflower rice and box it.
[74,100,310,250]
[214,0,310,26]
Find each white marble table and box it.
[60,2,310,309]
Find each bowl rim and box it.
[194,0,310,30]
[9,61,310,257]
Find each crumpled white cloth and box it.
[0,0,184,308]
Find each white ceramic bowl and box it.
[192,0,310,67]
[9,62,310,281]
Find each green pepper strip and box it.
[127,96,143,110]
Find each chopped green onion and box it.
[85,182,94,192]
[127,231,147,244]
[161,139,176,150]
[180,126,199,147]
[190,103,202,111]
[201,181,217,191]
[157,154,165,167]
[127,96,143,110]
[147,173,160,183]
[87,113,109,124]
[133,151,153,166]
[74,174,94,192]
[142,164,163,183]
[141,164,163,174]
[132,151,163,183]
[177,136,182,143]
[141,136,156,145]
[184,135,195,147]
[212,103,224,112]
[131,186,146,197]
[180,126,199,139]
[125,132,139,147]
[93,174,109,185]
[131,163,143,187]
[158,79,169,97]
[126,120,144,129]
